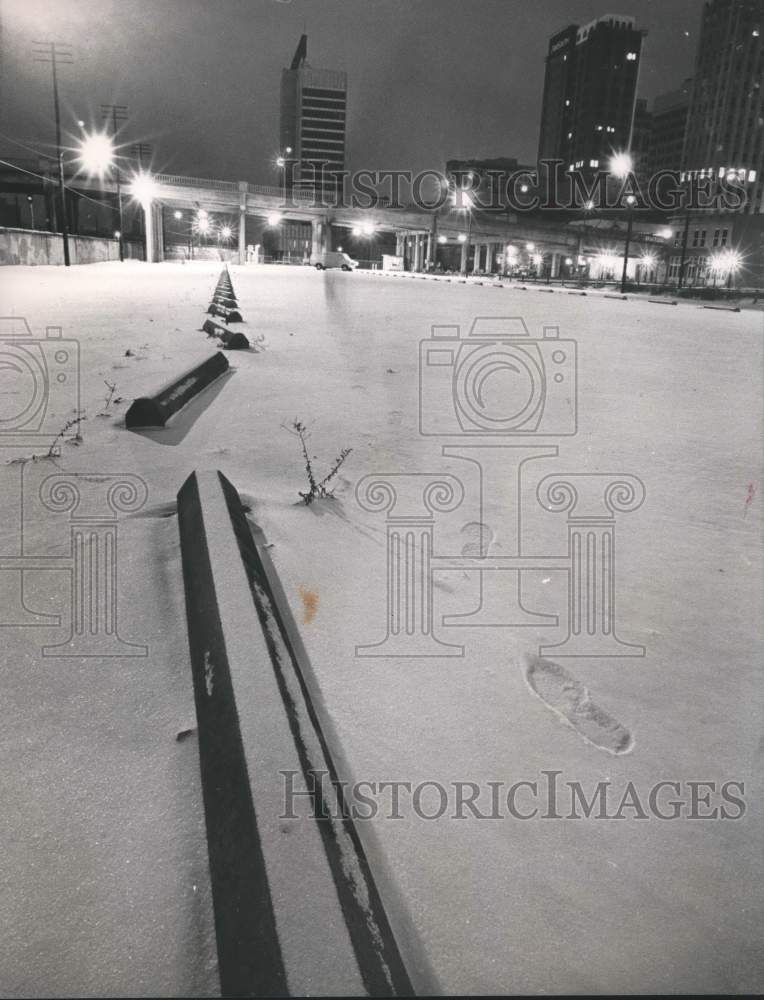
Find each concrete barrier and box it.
[125,352,229,428]
[176,470,416,997]
[201,318,250,349]
[206,302,243,323]
[702,304,741,312]
[648,298,677,305]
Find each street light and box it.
[78,131,115,176]
[608,152,635,293]
[451,187,475,275]
[267,212,283,227]
[709,248,743,291]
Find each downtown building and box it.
[537,15,646,179]
[279,34,347,197]
[680,0,763,214]
[662,0,764,289]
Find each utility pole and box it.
[677,210,691,291]
[32,41,73,266]
[129,143,153,170]
[101,104,128,261]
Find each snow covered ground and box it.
[0,260,761,995]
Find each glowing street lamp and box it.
[609,151,633,180]
[609,152,636,293]
[77,131,115,176]
[220,225,232,240]
[709,248,743,289]
[174,210,183,220]
[128,171,160,206]
[266,211,283,227]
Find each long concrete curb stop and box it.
[202,318,250,350]
[125,353,229,428]
[176,470,420,998]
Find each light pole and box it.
[609,152,635,294]
[32,40,73,265]
[101,105,128,261]
[276,146,293,201]
[26,195,35,230]
[450,178,476,277]
[265,212,283,262]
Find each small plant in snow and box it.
[48,413,85,457]
[287,419,352,505]
[98,380,117,416]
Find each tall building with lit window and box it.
[279,34,347,195]
[681,0,763,215]
[537,15,646,177]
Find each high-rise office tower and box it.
[649,79,693,176]
[279,34,347,195]
[681,0,763,214]
[537,15,646,177]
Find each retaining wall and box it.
[0,227,143,266]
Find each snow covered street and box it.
[0,260,762,994]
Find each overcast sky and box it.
[1,0,701,183]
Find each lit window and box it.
[749,169,758,182]
[589,158,599,167]
[626,52,637,61]
[565,99,571,106]
[567,131,573,139]
[753,29,760,37]
[596,124,603,131]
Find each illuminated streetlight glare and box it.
[78,131,115,175]
[174,210,183,220]
[525,241,535,251]
[267,212,283,227]
[220,225,232,240]
[457,233,467,243]
[609,151,634,178]
[438,235,447,244]
[128,171,160,205]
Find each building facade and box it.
[648,79,693,176]
[537,15,646,176]
[279,34,347,195]
[681,0,763,215]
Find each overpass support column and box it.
[460,238,468,275]
[472,243,481,274]
[550,252,560,278]
[395,232,405,258]
[312,217,329,258]
[411,233,420,272]
[238,182,248,265]
[145,201,163,263]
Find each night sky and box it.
[1,0,701,183]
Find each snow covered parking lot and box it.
[0,260,761,995]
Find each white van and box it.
[313,251,358,271]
